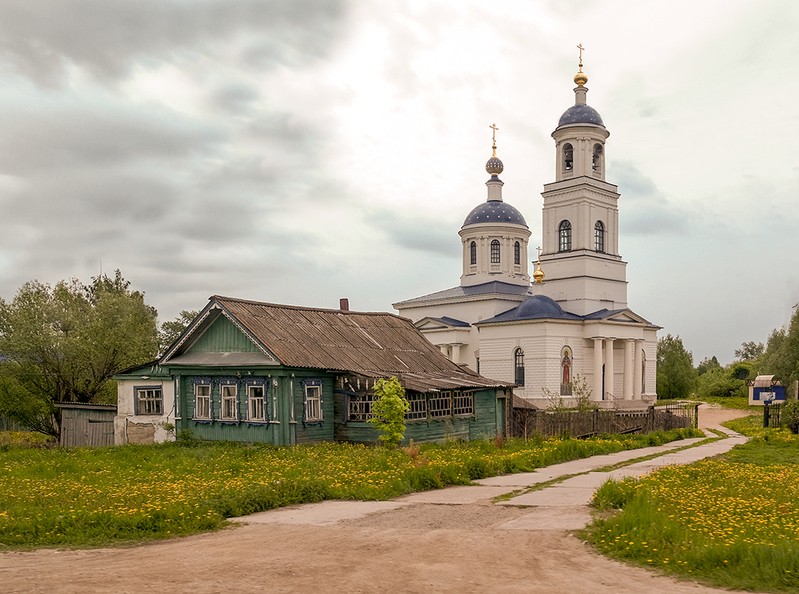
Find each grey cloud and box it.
[364,207,455,256]
[612,160,687,235]
[210,83,260,114]
[0,0,349,86]
[0,101,224,175]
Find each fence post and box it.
[763,402,770,428]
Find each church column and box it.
[592,338,603,401]
[633,339,644,399]
[604,338,615,400]
[623,339,634,400]
[450,344,461,365]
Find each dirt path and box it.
[0,406,753,594]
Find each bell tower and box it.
[539,48,628,315]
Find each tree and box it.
[696,356,722,376]
[734,340,764,362]
[656,334,697,399]
[159,310,198,354]
[759,305,799,387]
[0,271,158,437]
[368,376,409,447]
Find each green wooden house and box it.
[114,296,512,446]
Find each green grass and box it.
[656,396,753,410]
[584,420,799,593]
[0,428,698,549]
[0,431,56,448]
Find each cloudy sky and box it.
[0,0,796,365]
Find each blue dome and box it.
[514,295,566,320]
[557,104,605,128]
[463,201,527,227]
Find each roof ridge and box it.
[212,295,399,318]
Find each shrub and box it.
[782,400,799,434]
[368,377,410,447]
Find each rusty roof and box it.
[179,296,509,392]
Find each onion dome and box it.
[532,260,545,284]
[485,155,504,176]
[463,201,527,226]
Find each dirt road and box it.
[0,405,751,594]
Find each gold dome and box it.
[574,70,588,86]
[533,261,545,284]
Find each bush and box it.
[781,400,799,434]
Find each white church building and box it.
[394,62,659,407]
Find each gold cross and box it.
[536,246,542,259]
[577,43,585,68]
[489,123,499,156]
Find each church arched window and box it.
[563,143,573,170]
[470,241,477,265]
[558,220,572,252]
[490,240,501,264]
[592,143,603,172]
[514,348,525,386]
[561,346,573,396]
[594,221,605,253]
[514,241,521,265]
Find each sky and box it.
[0,0,797,365]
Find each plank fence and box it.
[511,402,699,440]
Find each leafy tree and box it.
[0,271,158,437]
[159,310,199,354]
[734,340,764,362]
[656,334,697,399]
[695,363,750,399]
[759,305,799,387]
[696,356,722,376]
[368,376,409,447]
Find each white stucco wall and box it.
[114,378,176,445]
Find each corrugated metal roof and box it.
[208,296,508,391]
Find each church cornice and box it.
[542,176,618,195]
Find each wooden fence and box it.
[511,402,699,440]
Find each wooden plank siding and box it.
[175,368,336,446]
[59,405,116,447]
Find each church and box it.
[394,58,659,407]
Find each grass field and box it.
[0,428,699,549]
[585,416,799,593]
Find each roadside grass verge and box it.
[0,428,698,549]
[584,418,799,593]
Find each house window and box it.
[305,384,322,422]
[514,348,525,386]
[248,385,266,422]
[221,385,238,420]
[558,220,572,252]
[594,221,605,253]
[514,241,521,265]
[563,143,573,170]
[452,391,475,416]
[135,387,163,415]
[405,393,427,421]
[348,391,376,421]
[470,241,477,265]
[561,347,572,396]
[490,240,501,264]
[194,384,211,419]
[429,393,452,418]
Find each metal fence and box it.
[764,403,781,428]
[511,402,698,440]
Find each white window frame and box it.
[248,385,266,422]
[194,384,211,420]
[305,385,322,422]
[135,387,163,416]
[221,384,238,421]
